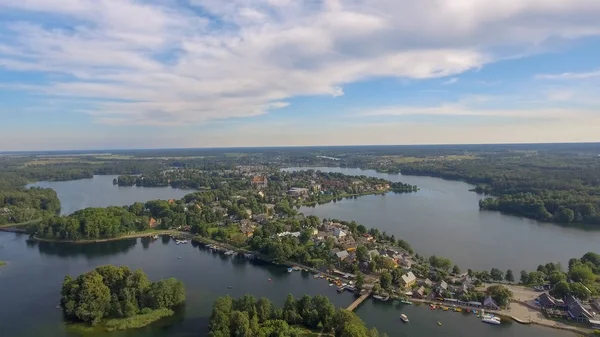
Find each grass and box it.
[0,217,42,228]
[103,308,174,332]
[0,261,6,267]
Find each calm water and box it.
[0,232,571,337]
[284,167,600,271]
[28,175,194,215]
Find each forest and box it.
[392,154,600,225]
[60,265,185,327]
[0,187,60,225]
[208,294,386,337]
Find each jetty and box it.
[346,291,371,312]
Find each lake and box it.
[283,167,600,272]
[28,175,194,215]
[0,232,571,337]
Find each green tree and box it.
[230,311,251,337]
[256,297,273,323]
[569,263,596,284]
[569,282,591,300]
[452,264,461,275]
[283,294,299,325]
[527,271,545,285]
[551,281,571,299]
[355,272,365,290]
[379,271,392,290]
[548,271,567,286]
[490,268,504,282]
[486,285,513,307]
[356,246,369,263]
[505,269,515,283]
[520,270,529,284]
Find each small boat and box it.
[437,321,442,326]
[337,286,345,293]
[442,306,449,311]
[482,317,501,325]
[454,307,462,312]
[56,305,61,309]
[400,314,409,323]
[152,235,158,239]
[287,268,293,273]
[268,278,272,282]
[399,299,413,305]
[372,295,390,302]
[177,256,182,259]
[227,286,233,289]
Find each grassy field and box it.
[104,309,174,332]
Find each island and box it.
[61,265,185,331]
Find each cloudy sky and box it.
[1,0,600,150]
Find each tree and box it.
[548,271,567,286]
[452,264,461,275]
[569,282,591,300]
[490,268,504,282]
[356,246,369,263]
[569,263,596,284]
[230,311,251,337]
[355,272,365,290]
[520,270,529,284]
[256,297,273,323]
[486,285,513,307]
[356,224,367,234]
[283,294,299,324]
[527,271,545,285]
[380,271,392,290]
[505,269,515,283]
[551,281,571,299]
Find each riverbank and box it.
[67,308,175,333]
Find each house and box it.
[148,217,158,228]
[482,296,499,310]
[423,278,433,287]
[537,293,557,308]
[399,257,412,269]
[251,176,268,189]
[168,198,175,205]
[288,187,309,197]
[414,286,426,299]
[401,271,417,289]
[253,214,269,224]
[335,250,349,261]
[333,228,347,239]
[278,231,301,238]
[438,280,448,291]
[565,295,594,322]
[458,284,469,295]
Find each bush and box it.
[104,308,173,331]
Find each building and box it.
[277,231,301,238]
[288,187,309,197]
[333,228,347,239]
[565,295,594,322]
[537,293,557,308]
[335,250,350,261]
[148,217,158,228]
[423,278,433,287]
[438,280,448,291]
[482,296,499,310]
[401,271,417,289]
[251,176,268,189]
[414,286,426,298]
[592,298,600,311]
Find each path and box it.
[346,291,371,311]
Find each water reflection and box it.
[33,239,137,258]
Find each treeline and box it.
[115,169,250,190]
[61,265,185,326]
[390,181,418,193]
[395,154,600,225]
[208,294,386,337]
[33,207,144,240]
[0,187,60,224]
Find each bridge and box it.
[346,291,371,311]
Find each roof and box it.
[251,176,267,183]
[568,300,593,319]
[401,271,416,284]
[335,250,349,260]
[334,228,347,237]
[424,278,433,286]
[439,280,448,290]
[483,296,499,309]
[538,293,556,307]
[416,286,425,295]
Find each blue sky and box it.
[1,0,600,151]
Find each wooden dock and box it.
[346,291,371,311]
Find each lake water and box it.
[0,232,571,337]
[283,167,600,272]
[28,175,194,215]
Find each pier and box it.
[346,291,371,311]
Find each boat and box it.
[399,299,413,305]
[400,314,409,323]
[437,321,442,326]
[152,235,159,239]
[268,278,272,282]
[337,286,346,293]
[442,306,449,311]
[177,256,182,259]
[227,286,233,289]
[454,307,462,312]
[482,316,501,325]
[372,295,390,302]
[287,268,293,273]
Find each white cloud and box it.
[536,70,600,80]
[443,77,459,85]
[1,0,600,125]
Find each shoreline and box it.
[30,230,191,244]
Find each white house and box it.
[333,228,347,239]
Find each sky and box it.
[1,0,600,151]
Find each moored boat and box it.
[287,267,293,273]
[482,316,501,325]
[399,299,413,305]
[400,314,409,323]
